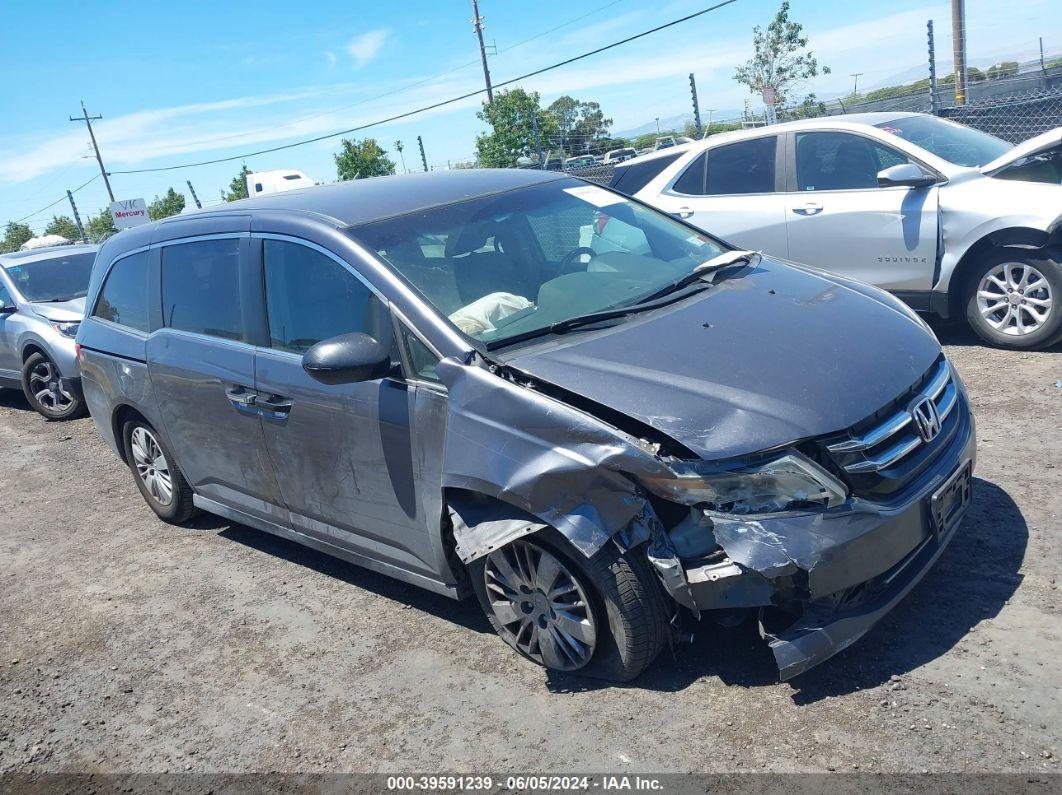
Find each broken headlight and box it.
[640,453,848,515]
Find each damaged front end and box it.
[438,349,976,681]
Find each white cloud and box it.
[346,29,389,69]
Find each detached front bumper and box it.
[664,406,976,680]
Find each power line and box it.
[110,0,739,176]
[15,174,100,223]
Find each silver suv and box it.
[77,171,974,681]
[0,244,97,419]
[618,113,1062,350]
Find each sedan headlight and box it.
[640,453,848,515]
[53,321,80,338]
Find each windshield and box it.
[875,116,1012,167]
[348,179,725,347]
[3,252,95,302]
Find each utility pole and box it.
[186,180,202,209]
[655,117,660,134]
[927,20,941,115]
[471,0,494,103]
[69,101,115,203]
[951,0,968,106]
[531,113,545,169]
[66,190,88,243]
[688,73,703,137]
[702,109,715,138]
[417,136,428,172]
[850,73,863,96]
[1041,37,1047,76]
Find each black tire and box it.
[121,418,197,523]
[470,528,670,682]
[963,247,1062,350]
[21,352,87,420]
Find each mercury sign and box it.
[109,199,149,229]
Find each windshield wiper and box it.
[32,296,79,303]
[484,282,714,350]
[637,249,760,304]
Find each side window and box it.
[608,152,681,195]
[795,132,912,191]
[263,239,390,354]
[161,239,243,341]
[671,153,707,195]
[92,251,150,332]
[705,136,777,195]
[400,325,441,383]
[0,281,13,308]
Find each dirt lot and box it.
[0,321,1059,777]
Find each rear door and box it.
[146,232,287,526]
[250,235,439,578]
[646,135,791,256]
[783,130,939,291]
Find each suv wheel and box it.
[469,530,670,682]
[965,249,1062,350]
[122,419,196,523]
[21,352,86,420]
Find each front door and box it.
[251,236,436,578]
[0,279,18,376]
[147,235,286,525]
[784,131,939,292]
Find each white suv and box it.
[614,112,1062,350]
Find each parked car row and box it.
[609,112,1062,350]
[2,164,987,684]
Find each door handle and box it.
[791,202,823,216]
[671,207,695,219]
[255,394,294,418]
[225,386,258,412]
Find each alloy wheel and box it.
[28,359,74,412]
[976,261,1054,337]
[483,540,597,671]
[130,427,174,507]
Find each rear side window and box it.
[263,239,389,354]
[608,152,681,195]
[706,137,777,195]
[93,251,150,332]
[161,238,244,341]
[795,132,910,191]
[671,152,707,194]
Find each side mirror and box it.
[877,163,936,188]
[301,332,392,385]
[0,305,15,315]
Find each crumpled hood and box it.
[30,297,85,323]
[505,258,941,461]
[981,125,1062,173]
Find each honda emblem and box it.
[910,397,942,443]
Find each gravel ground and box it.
[0,320,1059,777]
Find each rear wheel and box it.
[964,249,1062,350]
[470,530,670,682]
[21,352,86,420]
[122,418,196,523]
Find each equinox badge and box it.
[911,397,942,443]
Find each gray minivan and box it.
[77,170,976,681]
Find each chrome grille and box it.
[826,358,957,474]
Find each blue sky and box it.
[1,0,1057,233]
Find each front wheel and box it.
[470,530,670,682]
[964,249,1062,350]
[21,352,86,420]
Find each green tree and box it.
[148,188,186,220]
[44,215,82,240]
[734,1,829,108]
[1,221,34,253]
[225,164,252,201]
[85,209,117,243]
[546,96,612,155]
[475,88,558,168]
[335,138,396,180]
